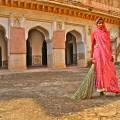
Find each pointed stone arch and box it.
[65,30,85,67]
[26,26,50,67]
[29,26,49,41]
[0,25,6,37]
[65,32,77,66]
[0,25,8,68]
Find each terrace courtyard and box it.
[0,66,120,120]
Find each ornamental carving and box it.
[56,21,63,30]
[2,0,119,25]
[10,15,25,27]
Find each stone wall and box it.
[0,4,119,70]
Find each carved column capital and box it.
[9,14,26,27]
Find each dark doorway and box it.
[26,40,32,67]
[69,43,73,64]
[0,47,2,67]
[42,40,47,66]
[65,33,77,66]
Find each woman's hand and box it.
[90,58,96,64]
[111,56,114,62]
[87,58,96,67]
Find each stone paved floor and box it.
[0,66,119,120]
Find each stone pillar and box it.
[53,30,66,68]
[8,27,26,70]
[47,40,53,67]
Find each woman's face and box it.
[97,20,104,29]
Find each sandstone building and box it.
[0,0,120,70]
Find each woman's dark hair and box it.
[96,18,104,24]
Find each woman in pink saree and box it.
[91,18,120,95]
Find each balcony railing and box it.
[1,0,119,17]
[89,1,120,17]
[36,0,120,17]
[36,0,85,6]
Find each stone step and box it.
[0,68,89,81]
[0,66,119,81]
